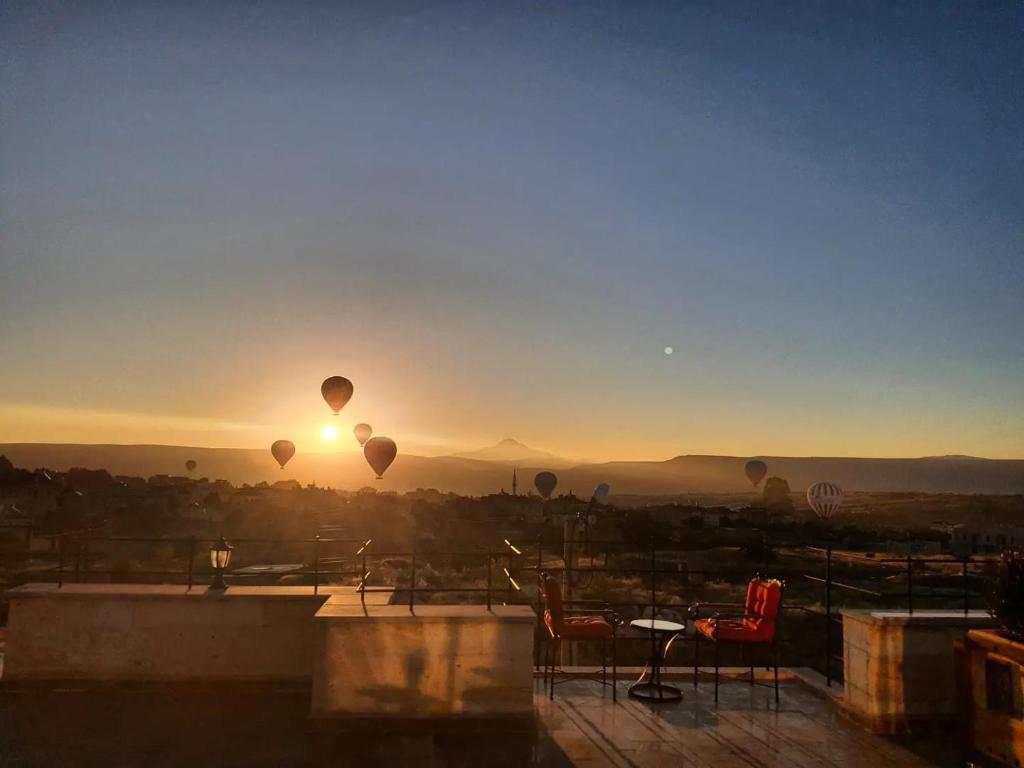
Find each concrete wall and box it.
[841,609,996,733]
[311,602,535,718]
[3,583,391,682]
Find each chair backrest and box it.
[743,578,760,617]
[540,573,564,632]
[744,578,783,640]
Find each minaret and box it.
[512,467,518,496]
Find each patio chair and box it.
[539,572,620,701]
[691,576,783,704]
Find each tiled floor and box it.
[0,677,954,767]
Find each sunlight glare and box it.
[320,424,338,441]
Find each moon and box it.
[664,346,674,355]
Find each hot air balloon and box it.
[364,436,397,479]
[321,376,354,415]
[807,481,843,520]
[744,460,768,488]
[353,423,373,446]
[534,471,557,500]
[185,459,197,474]
[271,440,296,469]
[592,483,610,505]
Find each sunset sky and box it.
[1,1,1022,462]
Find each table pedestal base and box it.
[628,680,682,702]
[627,620,685,703]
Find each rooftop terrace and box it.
[0,670,952,767]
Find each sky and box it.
[1,0,1022,462]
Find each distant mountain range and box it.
[1,442,1023,496]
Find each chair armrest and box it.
[564,607,624,627]
[689,601,745,619]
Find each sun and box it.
[320,424,338,442]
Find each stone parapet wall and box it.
[3,583,391,682]
[841,609,996,733]
[311,602,536,718]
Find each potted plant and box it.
[962,551,1024,766]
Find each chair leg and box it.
[693,630,699,688]
[611,631,617,703]
[774,643,780,705]
[714,640,720,704]
[602,639,607,687]
[545,635,553,699]
[542,636,549,689]
[550,638,558,701]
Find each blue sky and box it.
[1,1,1022,460]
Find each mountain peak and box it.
[452,439,573,468]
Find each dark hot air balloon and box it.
[534,471,558,500]
[271,440,296,469]
[353,423,373,446]
[185,459,197,474]
[806,481,843,520]
[364,436,397,479]
[744,460,768,488]
[592,483,610,505]
[321,376,353,415]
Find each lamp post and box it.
[209,535,233,590]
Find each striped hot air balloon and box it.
[806,482,843,520]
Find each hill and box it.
[1,444,1023,496]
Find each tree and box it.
[762,476,794,518]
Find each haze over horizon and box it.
[2,1,1022,462]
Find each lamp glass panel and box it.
[210,547,232,569]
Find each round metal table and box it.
[628,618,686,702]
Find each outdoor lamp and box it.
[209,535,233,590]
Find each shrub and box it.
[987,550,1024,640]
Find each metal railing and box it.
[12,529,526,613]
[2,526,997,688]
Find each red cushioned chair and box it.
[691,577,783,704]
[539,572,619,701]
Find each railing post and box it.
[313,534,320,595]
[962,557,969,617]
[409,549,416,613]
[534,538,543,670]
[57,533,65,588]
[507,552,514,604]
[487,553,493,612]
[906,555,914,615]
[187,536,196,591]
[649,537,657,667]
[82,527,90,581]
[825,545,832,688]
[650,537,657,612]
